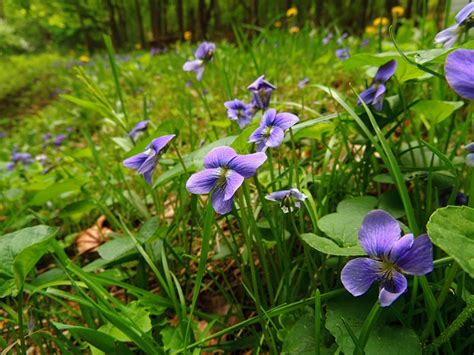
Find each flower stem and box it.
[357,301,381,353]
[289,128,301,191]
[17,287,27,355]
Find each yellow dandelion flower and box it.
[274,20,282,28]
[286,7,298,17]
[391,6,405,17]
[365,25,377,34]
[79,55,90,63]
[373,17,389,26]
[184,31,192,41]
[134,43,142,49]
[289,26,300,34]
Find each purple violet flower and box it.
[123,134,176,184]
[8,152,32,170]
[128,120,149,142]
[361,39,370,47]
[323,32,334,45]
[341,210,433,307]
[445,49,474,100]
[54,134,66,147]
[357,60,397,111]
[439,188,468,207]
[247,75,276,110]
[337,32,348,45]
[248,109,299,152]
[186,146,267,214]
[335,48,349,61]
[466,142,474,167]
[43,133,52,142]
[224,99,254,129]
[182,42,216,81]
[298,77,310,89]
[266,188,307,213]
[434,3,474,48]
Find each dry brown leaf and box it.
[75,215,112,255]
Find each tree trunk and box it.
[135,0,146,48]
[0,0,4,19]
[118,0,128,44]
[105,0,121,48]
[198,0,207,39]
[75,1,94,52]
[176,0,184,34]
[250,0,258,25]
[149,0,160,44]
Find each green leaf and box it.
[302,196,376,256]
[410,100,463,126]
[378,190,405,219]
[0,226,57,297]
[282,313,317,354]
[53,323,117,353]
[427,206,474,278]
[98,218,161,261]
[111,137,133,151]
[161,326,184,352]
[98,302,152,342]
[231,123,259,153]
[30,179,86,206]
[326,296,422,355]
[301,233,365,256]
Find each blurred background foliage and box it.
[0,0,457,55]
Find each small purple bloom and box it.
[8,151,32,170]
[150,47,160,56]
[224,99,254,129]
[183,42,216,81]
[323,32,334,45]
[361,39,370,47]
[43,133,52,142]
[0,132,6,138]
[445,49,474,100]
[298,77,310,89]
[357,60,397,111]
[465,142,474,167]
[186,146,267,214]
[247,75,276,110]
[248,109,299,152]
[266,188,307,213]
[337,32,348,45]
[335,48,349,61]
[128,120,149,142]
[54,134,66,147]
[434,3,474,48]
[439,188,468,207]
[341,210,433,307]
[185,81,193,88]
[123,134,176,184]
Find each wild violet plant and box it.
[341,210,433,307]
[434,2,474,48]
[357,59,397,111]
[248,108,299,152]
[186,146,266,214]
[4,8,474,353]
[123,134,175,184]
[182,41,216,80]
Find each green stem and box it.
[289,128,301,191]
[18,287,27,355]
[357,302,382,353]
